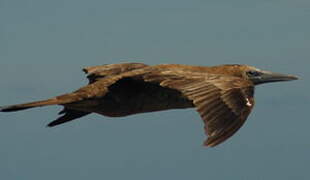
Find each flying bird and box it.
[0,63,298,147]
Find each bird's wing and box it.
[71,67,254,147]
[140,70,255,147]
[59,64,152,102]
[82,63,148,83]
[187,78,254,147]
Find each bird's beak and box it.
[255,71,299,85]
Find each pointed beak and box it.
[255,71,299,84]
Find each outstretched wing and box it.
[140,70,255,147]
[53,63,150,103]
[47,108,91,127]
[72,65,255,147]
[83,63,148,83]
[182,78,254,147]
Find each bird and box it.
[0,63,298,147]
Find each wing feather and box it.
[153,75,255,147]
[73,65,255,147]
[83,63,148,83]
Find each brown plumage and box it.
[0,63,298,147]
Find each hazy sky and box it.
[1,0,309,179]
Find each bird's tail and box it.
[0,98,65,112]
[0,92,81,112]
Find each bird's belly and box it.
[94,88,194,117]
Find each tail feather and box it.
[0,89,89,113]
[1,94,91,127]
[0,98,60,112]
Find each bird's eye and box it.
[246,70,261,77]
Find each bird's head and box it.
[240,65,298,85]
[212,64,298,85]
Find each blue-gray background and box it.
[1,0,309,179]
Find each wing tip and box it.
[203,138,218,148]
[0,105,18,112]
[46,122,57,127]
